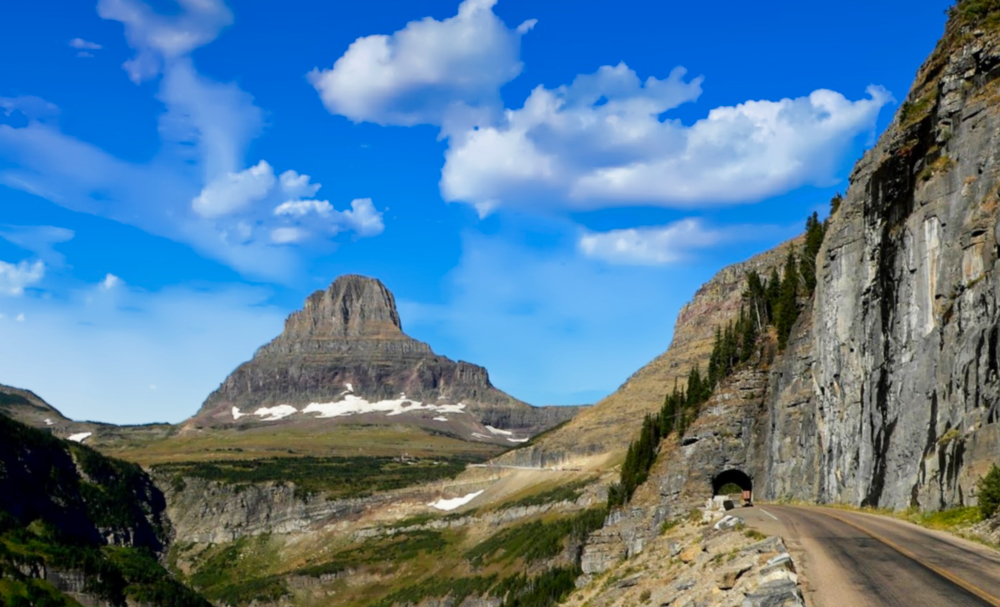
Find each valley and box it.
[9,2,1000,607]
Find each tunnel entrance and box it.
[712,469,753,506]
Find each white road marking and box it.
[760,508,779,521]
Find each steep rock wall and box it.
[761,14,1000,510]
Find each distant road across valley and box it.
[741,504,1000,607]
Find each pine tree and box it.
[830,192,843,215]
[739,306,758,362]
[776,250,800,349]
[801,212,826,294]
[766,267,781,320]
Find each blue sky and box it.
[0,0,951,424]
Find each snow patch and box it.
[485,425,513,436]
[344,383,354,393]
[232,407,245,420]
[44,418,53,426]
[428,490,484,511]
[506,437,530,443]
[471,432,490,440]
[433,417,449,422]
[68,432,92,443]
[302,394,468,419]
[254,405,298,421]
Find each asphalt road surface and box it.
[740,504,1000,607]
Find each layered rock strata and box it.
[193,275,579,438]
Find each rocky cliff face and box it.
[617,7,1000,516]
[193,275,579,440]
[760,10,1000,510]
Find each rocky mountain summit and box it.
[192,275,580,443]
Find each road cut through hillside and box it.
[741,505,1000,607]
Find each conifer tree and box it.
[801,212,826,294]
[766,267,781,319]
[776,250,800,349]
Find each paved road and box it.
[740,504,1000,607]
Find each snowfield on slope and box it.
[428,490,484,511]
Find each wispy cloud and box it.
[579,218,783,265]
[0,225,74,266]
[69,38,102,50]
[0,0,383,281]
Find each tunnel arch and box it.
[711,469,753,496]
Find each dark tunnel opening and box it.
[712,469,753,499]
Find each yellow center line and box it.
[818,509,1000,607]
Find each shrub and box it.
[978,464,1000,519]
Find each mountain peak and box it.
[287,275,403,341]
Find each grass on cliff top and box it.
[104,423,503,466]
[153,454,479,499]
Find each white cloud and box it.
[77,52,95,58]
[0,225,74,265]
[272,198,384,241]
[308,0,534,130]
[442,62,892,211]
[15,313,25,323]
[100,274,123,290]
[192,160,276,218]
[274,199,333,218]
[69,38,102,50]
[0,96,60,123]
[279,170,321,198]
[578,219,782,265]
[0,2,382,280]
[0,260,44,296]
[337,198,384,237]
[97,0,232,83]
[271,227,307,244]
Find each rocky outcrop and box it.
[160,476,384,544]
[193,275,579,438]
[569,517,805,607]
[502,242,797,466]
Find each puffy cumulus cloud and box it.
[69,38,102,50]
[279,170,321,199]
[274,199,334,218]
[308,0,534,129]
[272,198,385,239]
[442,65,892,211]
[0,281,285,424]
[192,160,276,218]
[97,0,232,83]
[0,260,45,296]
[578,219,783,265]
[337,198,384,237]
